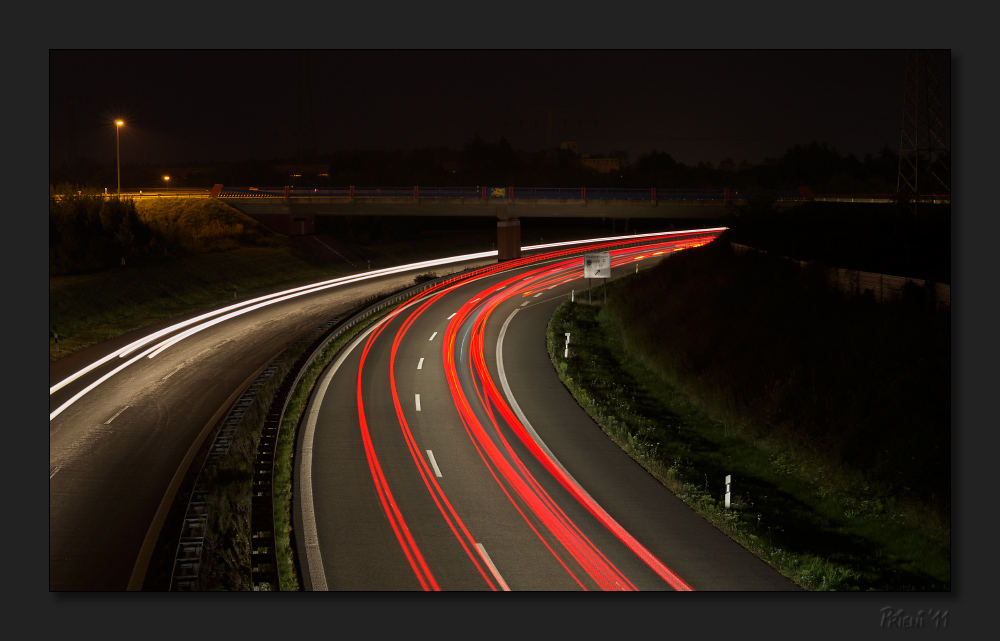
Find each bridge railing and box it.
[350,186,415,198]
[510,187,582,199]
[209,185,947,203]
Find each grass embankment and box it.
[546,239,949,590]
[184,298,398,591]
[49,197,350,360]
[724,200,951,285]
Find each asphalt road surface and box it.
[49,256,492,590]
[299,234,798,590]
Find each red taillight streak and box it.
[443,276,637,590]
[387,292,500,590]
[443,287,598,588]
[448,337,614,588]
[343,232,718,590]
[468,288,638,590]
[357,316,440,590]
[449,388,589,590]
[452,252,697,591]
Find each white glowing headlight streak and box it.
[50,343,168,421]
[50,250,497,397]
[50,228,725,420]
[520,227,727,252]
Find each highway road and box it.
[299,233,799,590]
[49,253,494,591]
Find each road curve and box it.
[49,255,493,591]
[300,233,799,590]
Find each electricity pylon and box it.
[897,50,950,206]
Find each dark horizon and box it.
[49,50,950,170]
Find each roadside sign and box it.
[583,252,611,278]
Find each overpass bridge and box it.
[209,185,810,260]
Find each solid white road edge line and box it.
[496,308,596,501]
[426,449,442,477]
[299,317,390,591]
[476,543,510,591]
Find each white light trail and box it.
[50,230,725,420]
[50,250,496,396]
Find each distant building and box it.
[580,154,620,173]
[560,140,578,154]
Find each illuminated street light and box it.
[115,120,124,197]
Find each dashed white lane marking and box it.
[447,313,456,320]
[50,466,61,479]
[417,357,425,370]
[161,365,183,382]
[520,301,529,307]
[104,405,130,425]
[415,394,421,411]
[426,450,442,477]
[476,543,510,591]
[534,293,543,298]
[429,331,438,341]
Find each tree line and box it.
[50,136,949,196]
[49,195,159,275]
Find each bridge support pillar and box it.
[497,217,521,262]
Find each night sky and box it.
[48,50,949,169]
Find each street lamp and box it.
[115,120,124,197]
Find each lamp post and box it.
[115,120,124,197]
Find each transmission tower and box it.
[897,50,950,205]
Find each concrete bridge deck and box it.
[209,185,810,259]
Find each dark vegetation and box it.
[549,280,950,590]
[543,195,950,589]
[49,196,344,359]
[49,194,288,276]
[609,239,949,511]
[51,137,945,196]
[724,197,951,284]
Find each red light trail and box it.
[347,230,719,589]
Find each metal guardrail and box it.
[170,366,279,591]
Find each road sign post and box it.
[584,252,611,305]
